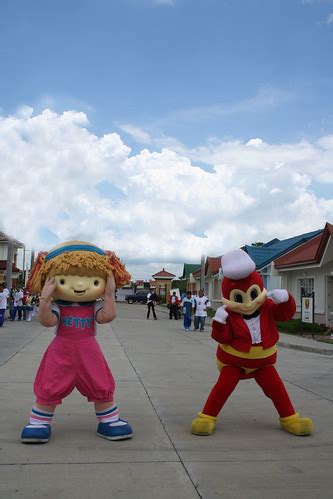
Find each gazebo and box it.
[152,268,176,303]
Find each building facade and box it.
[0,232,24,287]
[275,223,333,327]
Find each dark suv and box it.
[125,290,150,304]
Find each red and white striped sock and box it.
[96,404,127,426]
[27,406,54,428]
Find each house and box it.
[274,222,333,327]
[0,232,25,288]
[134,280,145,290]
[134,279,156,291]
[179,229,325,312]
[178,262,201,295]
[179,263,201,285]
[190,256,222,307]
[243,229,323,291]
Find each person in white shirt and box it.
[194,290,211,331]
[10,288,24,321]
[146,290,158,320]
[0,283,8,327]
[2,282,10,299]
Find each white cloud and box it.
[118,123,151,144]
[0,108,333,280]
[246,138,264,147]
[157,87,293,125]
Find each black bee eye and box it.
[94,280,99,286]
[250,289,259,300]
[59,279,65,285]
[234,293,243,303]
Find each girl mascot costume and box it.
[191,249,313,437]
[21,241,132,444]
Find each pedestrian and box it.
[22,288,29,320]
[192,290,198,313]
[168,291,180,320]
[181,291,195,331]
[31,294,39,318]
[1,282,10,320]
[25,292,34,321]
[0,283,7,327]
[10,287,24,321]
[8,288,14,319]
[146,289,158,320]
[193,290,211,331]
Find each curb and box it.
[277,341,333,356]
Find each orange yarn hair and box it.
[27,243,131,294]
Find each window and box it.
[296,278,314,304]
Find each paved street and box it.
[0,303,333,498]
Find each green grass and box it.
[277,318,328,336]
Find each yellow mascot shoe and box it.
[191,412,217,436]
[280,413,313,436]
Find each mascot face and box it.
[27,240,131,302]
[222,271,267,315]
[53,274,106,302]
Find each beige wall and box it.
[279,259,333,326]
[0,242,20,262]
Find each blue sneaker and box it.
[97,420,133,441]
[21,424,51,444]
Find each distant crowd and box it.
[0,282,40,327]
[146,288,211,332]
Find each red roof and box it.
[275,223,333,269]
[192,268,201,278]
[191,255,222,278]
[152,268,176,279]
[207,256,222,275]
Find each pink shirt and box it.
[52,302,103,339]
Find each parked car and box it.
[125,290,150,304]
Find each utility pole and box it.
[200,254,205,292]
[30,250,35,268]
[5,238,14,288]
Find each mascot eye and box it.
[59,279,65,285]
[250,289,259,300]
[94,280,99,286]
[234,293,243,303]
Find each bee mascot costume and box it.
[191,249,313,437]
[21,241,132,444]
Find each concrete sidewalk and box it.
[0,305,333,498]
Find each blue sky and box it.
[1,0,333,147]
[1,0,333,279]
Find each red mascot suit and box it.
[191,249,313,437]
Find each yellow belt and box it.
[216,343,277,374]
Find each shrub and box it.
[277,318,327,335]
